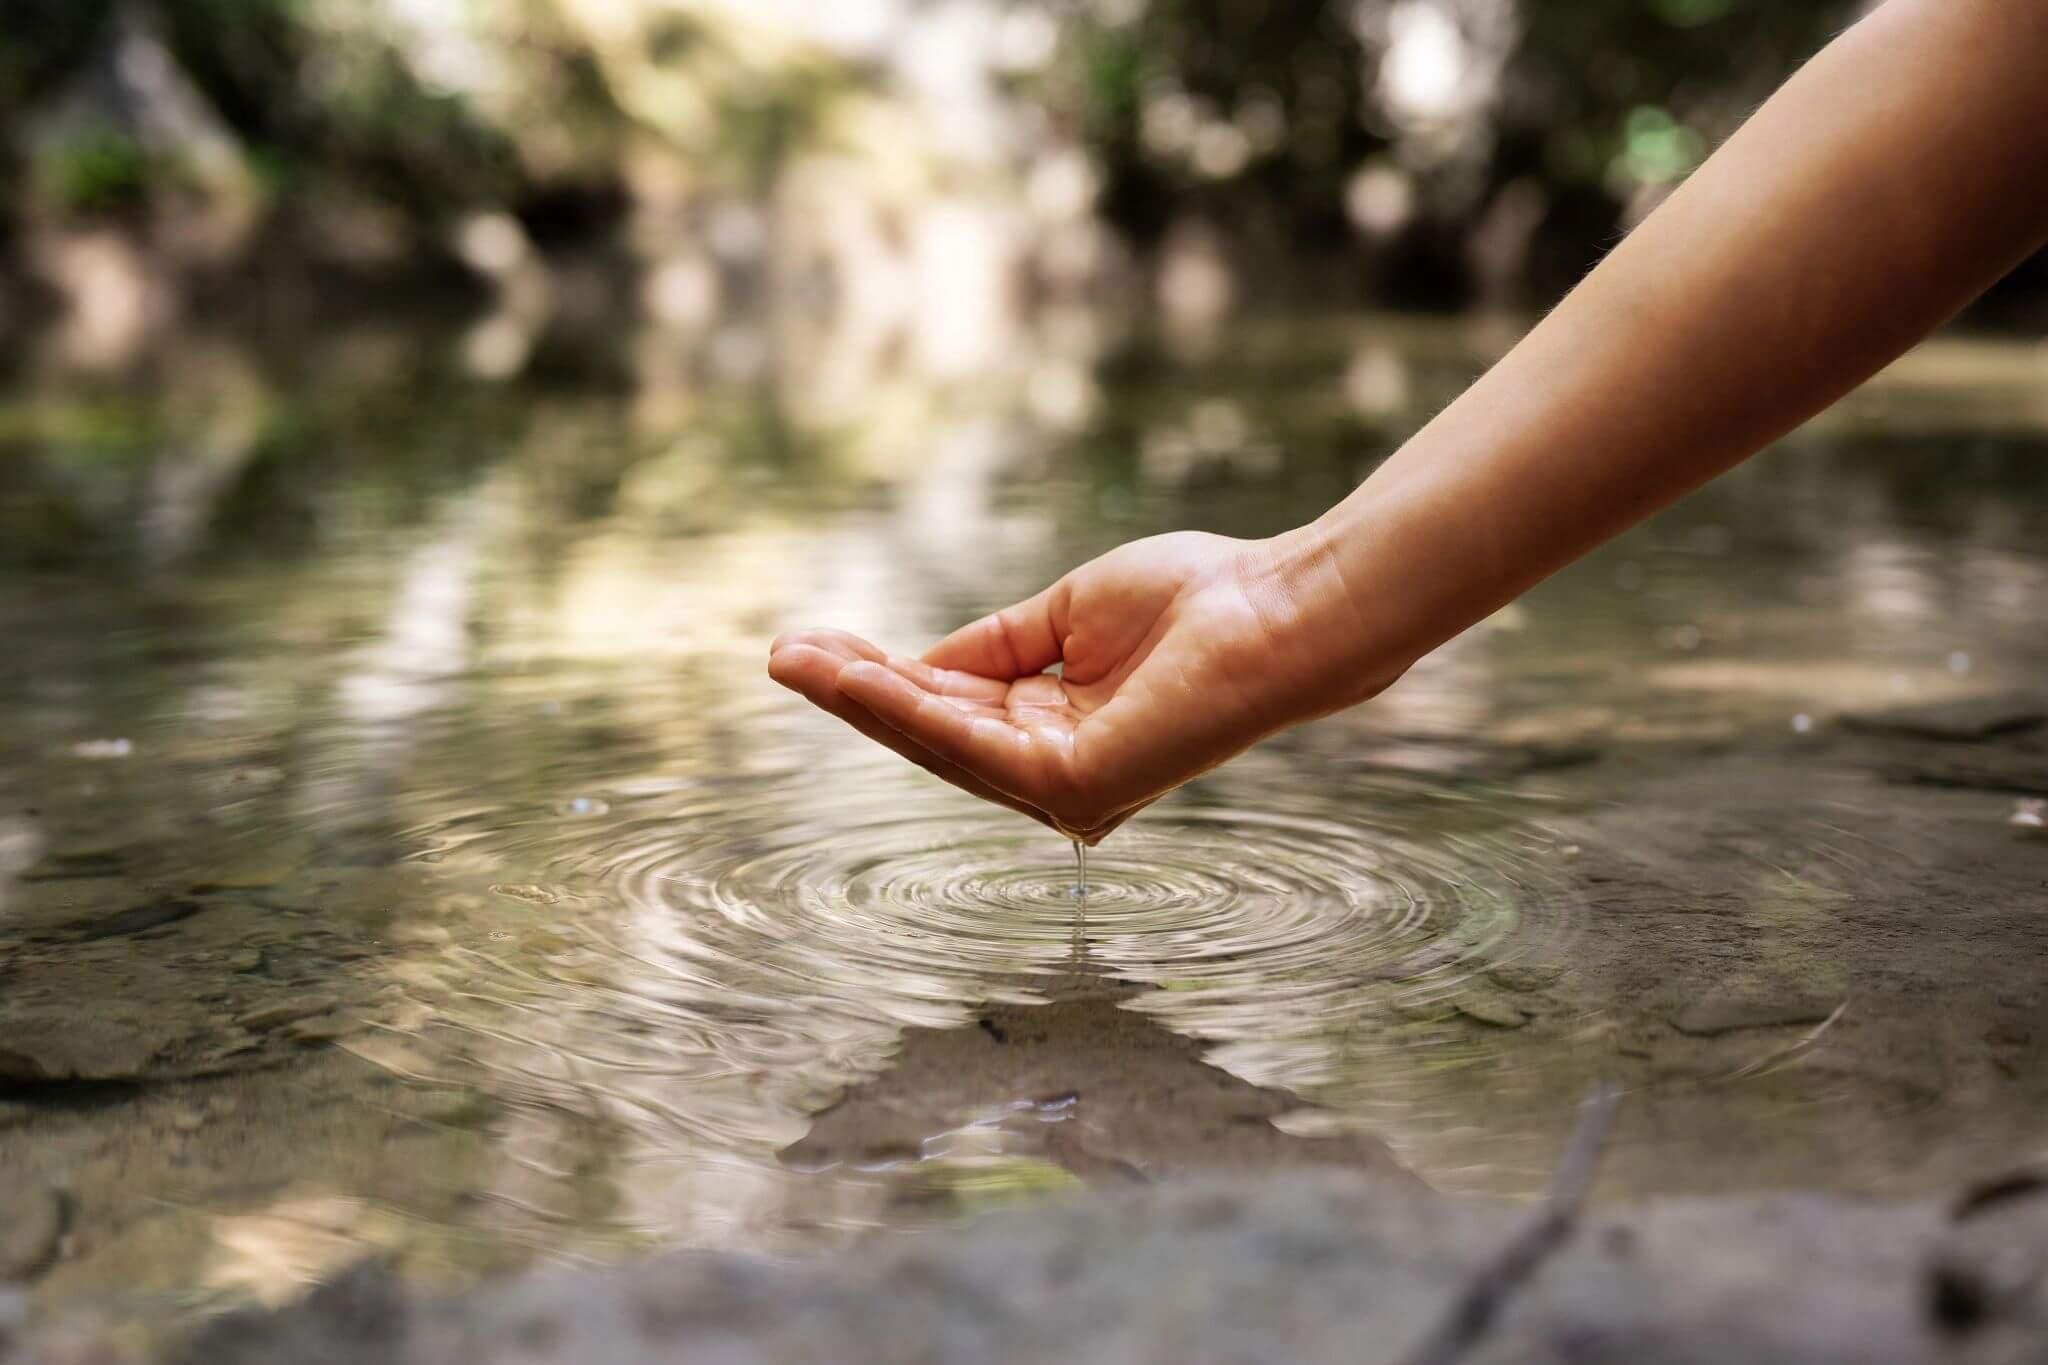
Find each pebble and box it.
[1486,964,1563,994]
[56,897,202,943]
[0,1047,52,1085]
[1388,995,1456,1023]
[228,949,266,973]
[1670,996,1837,1037]
[189,865,296,892]
[0,1175,62,1281]
[1454,995,1530,1029]
[235,996,341,1032]
[284,1017,358,1046]
[1842,694,2046,742]
[70,738,132,759]
[415,1090,498,1127]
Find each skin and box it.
[771,0,2048,844]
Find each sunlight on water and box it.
[3,315,2046,1332]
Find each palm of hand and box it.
[768,532,1278,842]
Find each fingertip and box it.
[835,658,897,698]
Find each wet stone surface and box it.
[12,1170,2041,1365]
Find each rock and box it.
[190,865,296,893]
[1389,995,1457,1023]
[1486,964,1563,994]
[284,1017,359,1047]
[1369,943,1465,982]
[413,1090,498,1128]
[18,848,128,881]
[1453,994,1529,1029]
[1669,996,1838,1037]
[0,1175,62,1282]
[235,997,341,1032]
[1842,694,2046,742]
[227,949,266,974]
[39,897,203,943]
[0,1049,52,1086]
[157,1171,2048,1365]
[1874,731,2048,797]
[781,992,1409,1183]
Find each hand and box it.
[768,530,1377,843]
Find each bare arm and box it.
[771,0,2048,840]
[1256,0,2048,716]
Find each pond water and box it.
[2,313,2046,1335]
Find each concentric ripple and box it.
[380,753,1582,1249]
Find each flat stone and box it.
[1842,693,2047,742]
[284,1017,360,1046]
[1669,996,1838,1037]
[1454,994,1529,1029]
[155,1171,2048,1365]
[1485,964,1563,994]
[0,1048,52,1086]
[234,996,341,1032]
[0,1175,62,1282]
[40,897,202,943]
[189,865,296,893]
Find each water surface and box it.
[3,315,2046,1328]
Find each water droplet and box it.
[2011,799,2046,831]
[1947,651,1972,675]
[1791,713,1814,734]
[555,796,609,818]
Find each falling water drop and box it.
[1069,838,1089,964]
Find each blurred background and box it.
[7,0,2048,376]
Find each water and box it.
[3,314,2047,1329]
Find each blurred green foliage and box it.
[5,0,2035,313]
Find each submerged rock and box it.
[233,997,341,1033]
[120,1170,2048,1365]
[1842,694,2047,742]
[0,1175,62,1283]
[40,897,202,944]
[1453,994,1529,1029]
[782,987,1407,1186]
[1669,995,1839,1037]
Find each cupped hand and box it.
[768,531,1346,843]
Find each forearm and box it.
[1255,0,2048,714]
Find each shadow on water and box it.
[2,310,2047,1335]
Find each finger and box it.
[922,580,1069,680]
[773,630,1008,706]
[876,653,1012,704]
[769,644,1054,827]
[837,660,1054,802]
[771,627,885,664]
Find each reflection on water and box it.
[2,310,2047,1332]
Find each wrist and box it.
[1236,519,1417,721]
